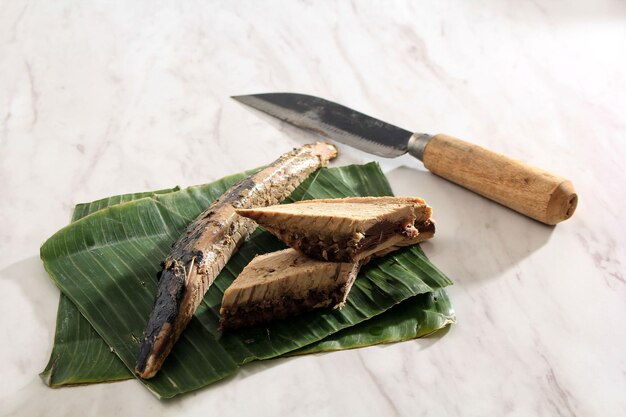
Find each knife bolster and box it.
[407,133,433,161]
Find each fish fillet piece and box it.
[220,249,360,331]
[237,196,433,262]
[219,218,435,330]
[135,142,337,379]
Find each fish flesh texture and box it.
[219,248,360,331]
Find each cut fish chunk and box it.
[220,197,435,330]
[219,227,436,330]
[237,196,433,262]
[220,249,360,331]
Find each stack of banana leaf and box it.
[40,162,455,399]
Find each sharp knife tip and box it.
[231,95,261,106]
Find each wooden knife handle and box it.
[409,133,577,225]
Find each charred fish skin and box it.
[236,197,432,263]
[135,142,337,379]
[363,218,435,259]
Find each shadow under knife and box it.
[0,255,61,332]
[385,165,554,287]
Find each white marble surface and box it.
[1,1,625,416]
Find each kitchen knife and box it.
[232,93,577,225]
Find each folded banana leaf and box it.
[41,187,184,386]
[40,163,453,398]
[70,187,182,222]
[42,286,454,386]
[291,288,454,355]
[41,294,131,386]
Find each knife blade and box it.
[232,93,577,225]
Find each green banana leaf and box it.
[42,285,455,386]
[41,176,255,386]
[40,163,453,398]
[41,187,184,386]
[40,176,455,388]
[291,288,455,355]
[70,187,182,222]
[41,294,131,386]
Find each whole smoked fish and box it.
[135,142,337,378]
